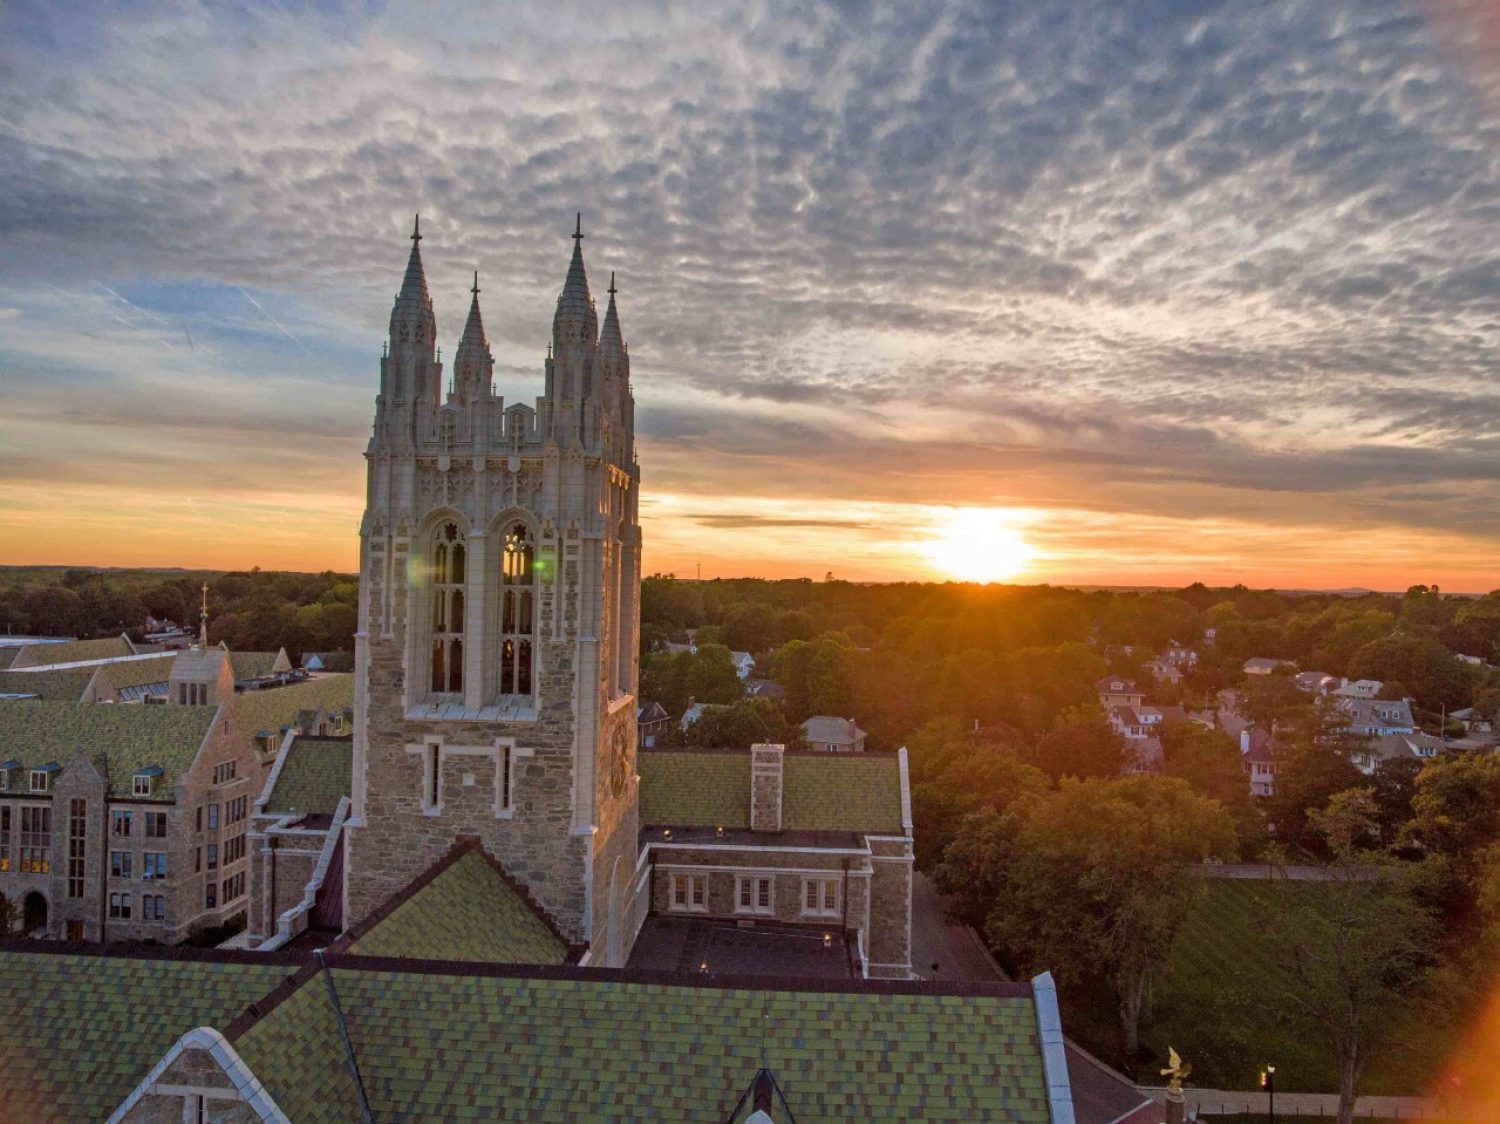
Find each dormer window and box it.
[30,764,60,793]
[133,766,163,797]
[0,761,18,791]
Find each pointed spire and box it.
[397,214,430,308]
[599,270,625,363]
[554,212,595,339]
[198,583,209,649]
[455,268,490,370]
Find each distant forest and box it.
[4,565,1497,745]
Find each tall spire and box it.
[599,270,625,364]
[454,269,491,402]
[198,583,209,649]
[390,212,435,346]
[553,212,596,341]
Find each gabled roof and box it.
[0,668,94,700]
[228,648,289,680]
[169,646,228,682]
[7,635,133,669]
[1095,677,1140,693]
[93,653,177,691]
[0,948,294,1122]
[263,736,352,816]
[230,962,1050,1123]
[0,701,217,794]
[231,674,353,738]
[333,841,574,965]
[639,749,905,834]
[801,715,865,746]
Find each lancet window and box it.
[429,521,466,695]
[499,522,535,697]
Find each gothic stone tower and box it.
[346,216,642,964]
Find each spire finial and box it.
[573,212,583,243]
[471,270,480,296]
[608,271,617,296]
[199,582,209,649]
[412,213,421,243]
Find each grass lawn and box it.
[1057,880,1466,1095]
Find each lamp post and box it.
[1259,1065,1276,1124]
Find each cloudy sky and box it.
[1,1,1497,589]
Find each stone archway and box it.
[22,891,47,936]
[606,856,626,968]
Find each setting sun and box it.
[922,508,1036,583]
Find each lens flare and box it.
[921,508,1035,583]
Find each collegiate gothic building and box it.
[346,216,644,963]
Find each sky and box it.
[0,1,1497,590]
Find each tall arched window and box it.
[430,521,466,695]
[499,522,535,697]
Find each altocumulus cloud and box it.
[0,0,1496,584]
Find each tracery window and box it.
[430,521,466,695]
[499,522,535,697]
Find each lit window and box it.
[670,873,708,913]
[499,522,536,697]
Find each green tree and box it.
[1157,718,1257,848]
[1264,790,1433,1124]
[683,698,804,750]
[683,643,743,706]
[956,775,1236,1060]
[1030,707,1128,781]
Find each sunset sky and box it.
[1,2,1497,590]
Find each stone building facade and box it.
[346,217,643,963]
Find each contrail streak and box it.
[236,285,312,357]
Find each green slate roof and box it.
[0,648,17,669]
[343,849,570,965]
[12,635,133,667]
[0,951,290,1123]
[639,750,906,834]
[231,674,353,739]
[230,649,285,679]
[264,736,352,816]
[95,654,177,691]
[0,701,217,795]
[240,968,1049,1123]
[0,668,94,701]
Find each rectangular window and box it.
[67,798,87,900]
[736,875,774,916]
[132,775,152,797]
[212,761,237,785]
[111,850,132,878]
[109,892,131,920]
[669,873,708,914]
[29,770,50,793]
[20,806,50,873]
[207,804,219,831]
[111,810,133,837]
[195,846,202,874]
[0,805,10,873]
[143,852,167,879]
[425,744,440,811]
[205,883,216,909]
[196,806,203,833]
[142,894,165,922]
[144,811,168,838]
[207,843,218,871]
[498,744,512,813]
[802,877,840,918]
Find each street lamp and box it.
[1259,1064,1276,1124]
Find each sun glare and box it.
[922,508,1035,583]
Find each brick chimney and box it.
[750,743,784,833]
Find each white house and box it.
[1337,696,1415,737]
[729,651,756,680]
[1240,728,1277,797]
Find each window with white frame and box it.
[133,774,152,796]
[669,872,707,913]
[735,875,774,916]
[801,876,840,919]
[29,770,49,793]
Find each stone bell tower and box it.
[346,215,643,963]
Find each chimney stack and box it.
[750,743,784,832]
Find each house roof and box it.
[228,649,288,679]
[263,736,352,816]
[1095,677,1139,693]
[169,646,228,682]
[1242,727,1276,763]
[8,635,133,669]
[745,679,787,700]
[0,648,17,670]
[0,948,294,1123]
[94,653,177,692]
[335,843,573,965]
[229,961,1049,1123]
[1337,696,1414,729]
[0,701,217,794]
[231,674,354,738]
[1242,658,1285,672]
[0,668,94,701]
[639,749,905,834]
[801,716,866,746]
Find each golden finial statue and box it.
[1161,1046,1191,1091]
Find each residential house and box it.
[1096,676,1144,709]
[1163,642,1198,666]
[636,700,671,747]
[1146,660,1183,685]
[729,651,756,680]
[1240,727,1277,797]
[1337,696,1415,737]
[1242,657,1290,676]
[1294,670,1338,694]
[1350,731,1445,774]
[802,716,868,753]
[1334,678,1384,700]
[745,678,787,702]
